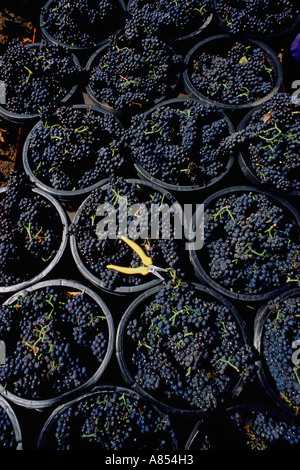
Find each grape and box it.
[0,39,82,115]
[0,283,111,400]
[201,190,300,295]
[188,39,277,106]
[41,0,125,48]
[125,99,234,187]
[125,0,211,41]
[27,106,127,192]
[215,0,300,36]
[122,281,256,412]
[0,173,65,287]
[87,33,183,115]
[39,388,176,450]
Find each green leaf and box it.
[239,56,248,64]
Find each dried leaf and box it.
[0,128,8,143]
[263,111,272,123]
[22,38,33,45]
[65,290,85,298]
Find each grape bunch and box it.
[230,408,300,450]
[0,284,110,400]
[190,405,300,450]
[189,40,276,106]
[238,93,300,193]
[69,176,183,291]
[27,106,127,191]
[40,389,175,450]
[261,294,300,414]
[41,0,125,48]
[125,0,211,41]
[215,0,300,36]
[88,34,183,115]
[126,99,234,186]
[0,173,63,287]
[0,39,82,115]
[0,404,19,450]
[124,280,256,413]
[202,190,300,295]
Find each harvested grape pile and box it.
[87,33,183,115]
[189,405,300,450]
[126,99,234,187]
[41,0,126,48]
[0,173,64,288]
[0,283,111,400]
[70,176,182,291]
[122,280,256,412]
[0,39,82,115]
[26,105,126,191]
[0,403,19,449]
[202,190,300,296]
[188,39,277,106]
[39,388,176,450]
[230,407,300,449]
[125,0,211,40]
[237,93,300,194]
[260,294,300,415]
[214,0,300,36]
